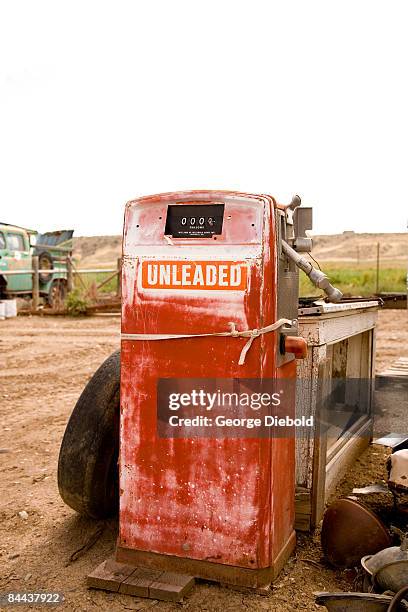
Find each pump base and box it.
[87,557,194,602]
[115,529,296,590]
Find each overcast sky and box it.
[1,1,407,237]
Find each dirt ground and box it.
[0,309,407,611]
[375,309,408,373]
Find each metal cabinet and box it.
[295,301,379,531]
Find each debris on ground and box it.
[0,311,407,611]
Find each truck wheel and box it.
[38,252,54,283]
[58,350,120,519]
[47,279,67,308]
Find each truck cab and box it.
[0,223,73,306]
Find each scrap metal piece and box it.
[388,586,408,612]
[315,592,406,611]
[388,450,408,509]
[374,559,408,594]
[389,450,408,489]
[373,434,408,451]
[353,484,389,495]
[321,498,391,569]
[362,533,408,581]
[294,206,313,244]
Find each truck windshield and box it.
[7,233,25,251]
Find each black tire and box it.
[58,350,120,519]
[47,279,67,308]
[38,251,54,283]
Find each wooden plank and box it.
[1,269,62,275]
[119,567,163,597]
[294,514,311,532]
[148,571,195,602]
[310,359,331,529]
[369,327,376,419]
[86,299,121,313]
[299,310,377,346]
[326,415,370,466]
[116,256,122,298]
[295,348,316,490]
[378,293,407,309]
[295,345,327,491]
[87,558,136,592]
[74,268,116,274]
[295,488,311,531]
[325,418,372,499]
[377,357,408,387]
[32,256,39,312]
[66,257,73,292]
[95,270,119,290]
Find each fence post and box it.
[67,256,73,293]
[116,257,122,298]
[376,242,380,294]
[32,256,39,312]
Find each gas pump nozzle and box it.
[281,239,343,303]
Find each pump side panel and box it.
[272,359,296,562]
[119,192,283,569]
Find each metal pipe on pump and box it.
[282,195,343,303]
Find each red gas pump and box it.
[117,191,305,589]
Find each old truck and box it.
[0,223,73,307]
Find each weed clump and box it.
[66,289,89,316]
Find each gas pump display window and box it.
[165,204,224,238]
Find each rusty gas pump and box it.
[59,190,342,600]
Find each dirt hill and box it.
[73,232,407,268]
[73,235,122,268]
[311,232,407,265]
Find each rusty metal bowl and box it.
[315,592,402,611]
[373,559,408,593]
[321,498,391,568]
